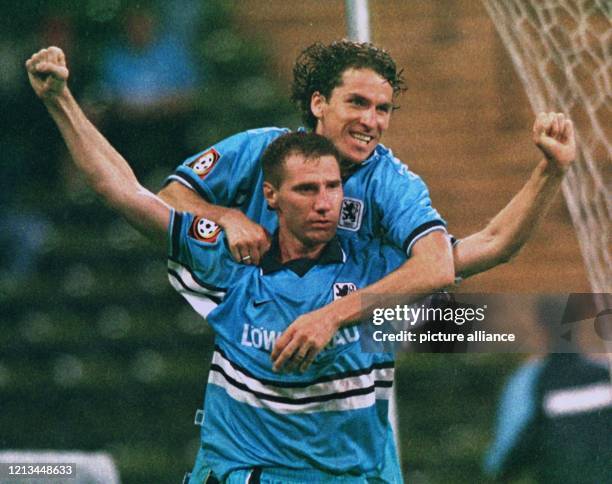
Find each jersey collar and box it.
[261,233,344,277]
[363,142,388,165]
[341,143,389,180]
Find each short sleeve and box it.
[374,156,447,256]
[167,210,241,317]
[164,128,288,206]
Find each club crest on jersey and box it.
[333,282,357,300]
[189,148,220,179]
[189,217,221,243]
[338,197,363,231]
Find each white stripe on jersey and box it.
[208,350,394,414]
[544,383,612,417]
[168,260,226,318]
[168,260,226,298]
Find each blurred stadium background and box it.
[0,0,603,482]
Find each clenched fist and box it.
[533,112,576,173]
[25,46,69,101]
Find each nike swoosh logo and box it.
[253,299,271,308]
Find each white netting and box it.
[483,0,611,293]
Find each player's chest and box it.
[216,269,365,352]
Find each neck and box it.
[277,230,327,263]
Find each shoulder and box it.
[370,143,425,182]
[202,127,289,150]
[219,127,290,156]
[361,144,432,200]
[244,127,291,146]
[245,126,291,137]
[186,127,289,163]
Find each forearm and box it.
[45,89,138,197]
[321,232,454,330]
[455,158,566,278]
[44,89,168,237]
[158,182,232,222]
[271,232,454,370]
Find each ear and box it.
[310,91,326,122]
[263,181,279,210]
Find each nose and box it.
[314,189,333,214]
[360,106,377,130]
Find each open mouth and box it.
[350,132,374,145]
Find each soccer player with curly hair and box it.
[160,40,574,371]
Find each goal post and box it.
[482,0,611,295]
[345,0,371,42]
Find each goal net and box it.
[483,0,611,294]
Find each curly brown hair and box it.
[291,40,406,129]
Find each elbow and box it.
[491,237,525,266]
[496,247,518,265]
[158,182,179,206]
[92,178,138,210]
[484,224,526,266]
[92,179,122,207]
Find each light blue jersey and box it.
[166,127,446,255]
[168,211,406,480]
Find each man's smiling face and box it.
[312,68,394,165]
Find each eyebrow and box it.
[293,178,341,190]
[347,93,393,111]
[292,182,319,190]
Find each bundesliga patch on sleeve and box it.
[188,148,220,179]
[189,216,221,243]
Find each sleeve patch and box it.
[189,216,221,243]
[188,148,220,179]
[333,282,357,300]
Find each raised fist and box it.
[533,112,576,172]
[25,46,69,101]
